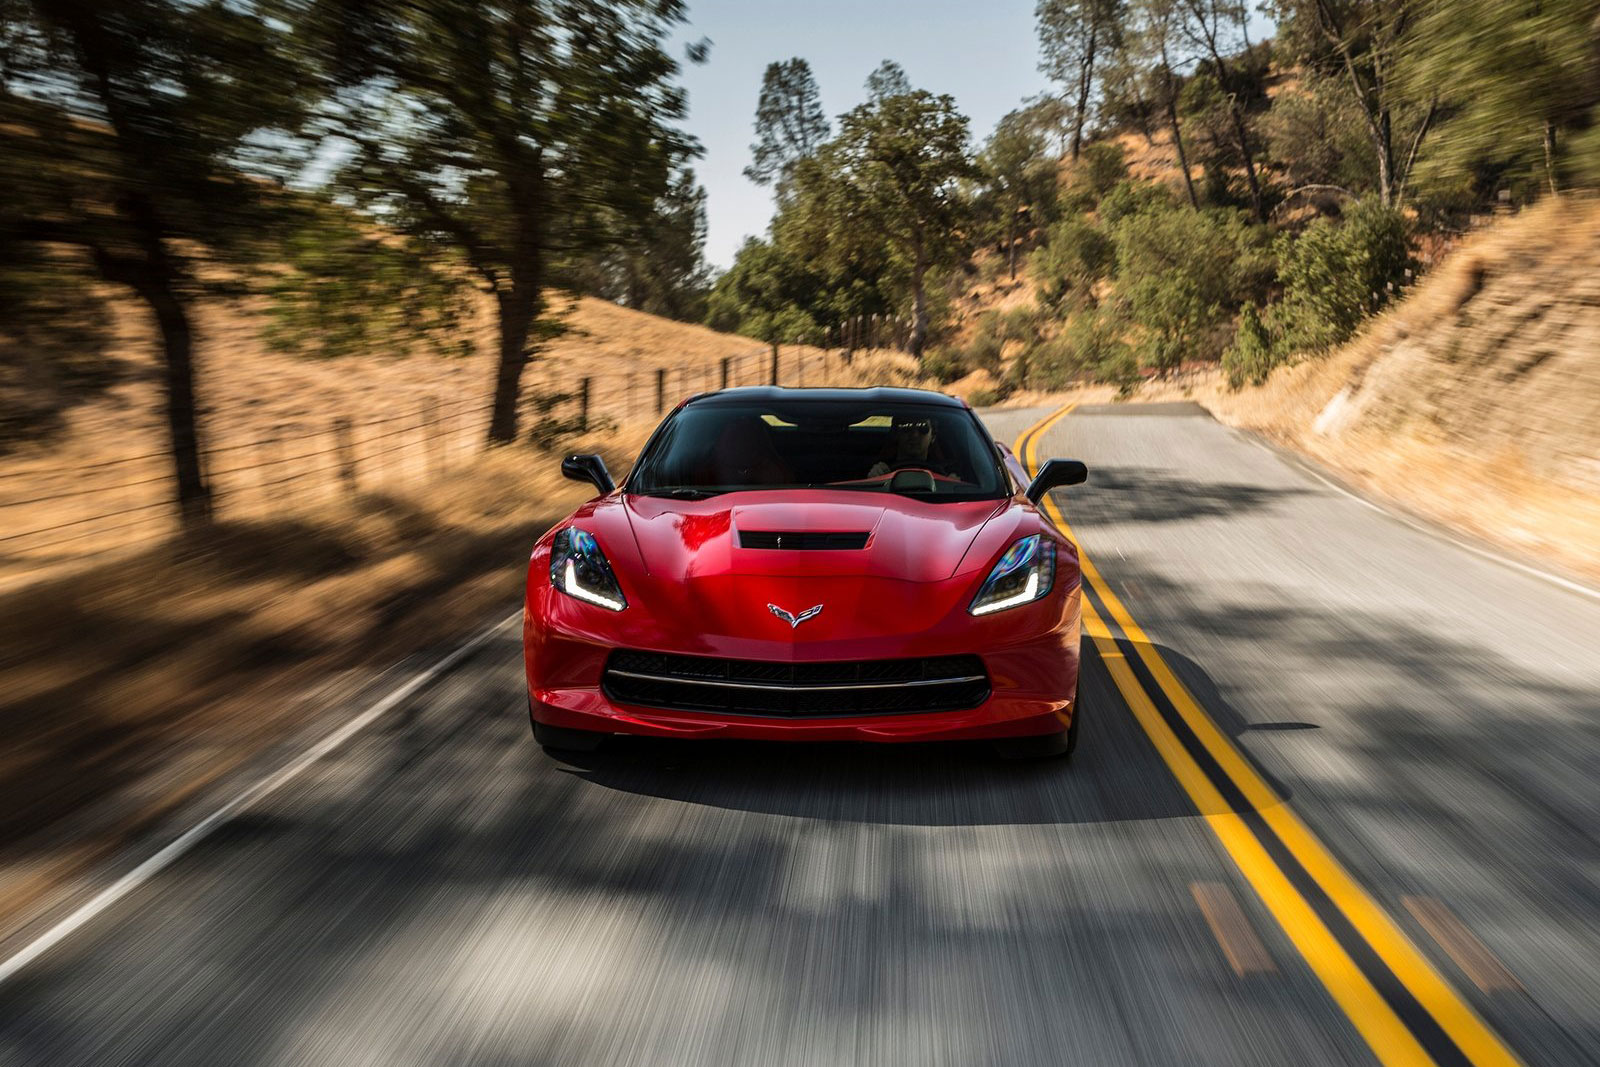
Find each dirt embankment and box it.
[1207,198,1600,583]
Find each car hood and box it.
[620,490,1009,583]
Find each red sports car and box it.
[523,387,1088,758]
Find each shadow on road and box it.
[551,634,1285,828]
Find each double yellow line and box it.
[1015,404,1521,1067]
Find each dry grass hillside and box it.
[0,289,921,590]
[1200,198,1600,583]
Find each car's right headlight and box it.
[969,534,1055,616]
[550,528,627,611]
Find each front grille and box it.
[603,650,990,718]
[738,530,871,550]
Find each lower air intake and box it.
[603,650,990,718]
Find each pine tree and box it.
[745,59,831,188]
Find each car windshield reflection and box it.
[627,399,1008,501]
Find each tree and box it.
[566,166,712,321]
[1177,0,1268,220]
[1269,0,1435,209]
[1124,0,1201,207]
[1036,0,1128,159]
[704,237,823,362]
[830,89,979,358]
[980,109,1060,278]
[297,0,697,445]
[1016,92,1078,156]
[1112,204,1274,371]
[864,60,913,102]
[1,1,303,525]
[744,58,830,188]
[1402,0,1600,199]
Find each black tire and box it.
[532,719,607,753]
[992,684,1080,761]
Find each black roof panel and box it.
[687,386,966,408]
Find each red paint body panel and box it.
[524,480,1083,744]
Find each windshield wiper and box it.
[633,486,725,499]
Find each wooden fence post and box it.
[334,416,358,497]
[720,356,731,390]
[769,345,779,385]
[422,396,440,479]
[579,377,591,433]
[655,367,666,415]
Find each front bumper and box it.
[524,590,1081,744]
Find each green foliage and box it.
[1036,0,1130,156]
[1402,0,1600,199]
[978,107,1061,273]
[865,60,914,102]
[1026,307,1131,389]
[825,86,979,355]
[705,238,823,346]
[1097,178,1175,224]
[1079,142,1132,201]
[1274,198,1412,354]
[1222,303,1277,388]
[1112,204,1274,373]
[745,58,831,187]
[922,346,971,385]
[263,201,474,362]
[296,0,698,442]
[1261,79,1377,196]
[1032,217,1116,308]
[564,166,712,322]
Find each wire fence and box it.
[0,344,880,578]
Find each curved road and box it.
[1,404,1597,1065]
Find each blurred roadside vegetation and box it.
[710,0,1600,399]
[2,0,1599,516]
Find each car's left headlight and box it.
[969,534,1055,616]
[550,527,627,611]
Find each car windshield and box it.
[627,399,1009,501]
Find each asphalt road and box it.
[1,404,1597,1066]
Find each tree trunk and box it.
[487,284,540,444]
[910,239,929,360]
[1160,51,1199,210]
[1071,22,1098,161]
[1544,122,1559,197]
[1206,49,1266,222]
[138,283,211,527]
[1007,208,1018,280]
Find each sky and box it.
[671,0,1050,270]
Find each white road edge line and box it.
[0,610,521,989]
[1246,432,1600,605]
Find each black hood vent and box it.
[739,530,870,550]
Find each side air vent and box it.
[739,530,870,551]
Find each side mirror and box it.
[561,453,615,496]
[1025,458,1087,503]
